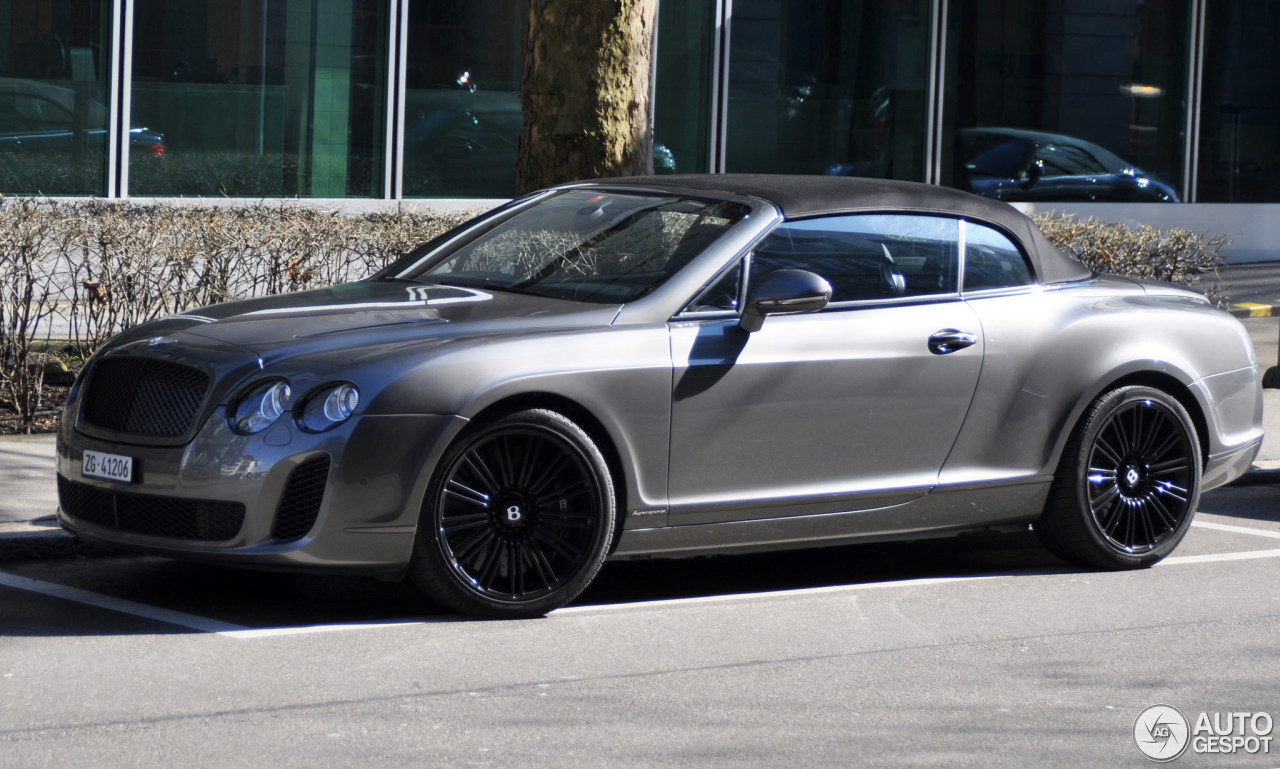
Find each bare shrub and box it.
[3,199,479,374]
[347,208,474,277]
[1031,213,1229,304]
[0,199,63,431]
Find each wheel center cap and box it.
[493,495,536,536]
[1125,467,1141,487]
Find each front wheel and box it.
[409,408,616,618]
[1036,385,1202,569]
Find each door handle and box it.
[928,329,978,355]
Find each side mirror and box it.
[739,269,832,333]
[1019,158,1044,189]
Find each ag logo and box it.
[1134,705,1190,762]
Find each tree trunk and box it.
[517,0,657,195]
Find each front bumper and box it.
[57,410,466,578]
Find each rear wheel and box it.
[1036,386,1201,569]
[409,408,615,618]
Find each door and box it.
[666,213,984,525]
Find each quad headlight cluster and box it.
[230,380,359,435]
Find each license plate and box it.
[82,449,134,484]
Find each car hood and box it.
[117,281,621,360]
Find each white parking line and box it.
[1159,548,1280,566]
[220,621,433,639]
[1192,520,1280,540]
[553,574,1010,616]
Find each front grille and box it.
[82,357,210,438]
[271,456,331,542]
[59,476,245,542]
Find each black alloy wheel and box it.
[410,408,615,618]
[1036,385,1201,569]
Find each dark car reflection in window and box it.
[957,127,1179,203]
[0,77,165,193]
[401,89,678,199]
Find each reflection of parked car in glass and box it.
[0,78,164,157]
[957,127,1178,202]
[402,89,675,198]
[402,90,521,197]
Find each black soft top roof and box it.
[586,174,1093,285]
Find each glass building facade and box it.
[0,0,1276,205]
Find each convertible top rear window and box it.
[400,190,749,303]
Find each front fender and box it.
[369,324,674,515]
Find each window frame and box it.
[676,211,1041,319]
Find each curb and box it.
[1229,303,1280,318]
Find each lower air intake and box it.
[58,475,245,542]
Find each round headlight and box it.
[231,380,291,434]
[299,384,359,432]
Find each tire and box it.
[1036,385,1201,569]
[409,408,616,618]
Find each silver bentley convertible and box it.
[56,175,1264,617]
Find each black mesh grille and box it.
[82,357,210,438]
[59,475,245,542]
[271,456,331,542]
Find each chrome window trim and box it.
[959,283,1044,300]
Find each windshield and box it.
[397,190,749,303]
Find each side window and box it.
[749,215,959,303]
[963,222,1034,291]
[687,261,742,312]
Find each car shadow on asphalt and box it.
[1,529,1073,637]
[579,529,1068,607]
[1198,480,1280,524]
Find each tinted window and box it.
[943,0,1190,203]
[402,1,526,197]
[653,0,716,174]
[750,215,959,303]
[130,0,388,197]
[687,262,743,313]
[963,222,1033,291]
[725,0,931,182]
[0,0,111,196]
[1197,0,1280,202]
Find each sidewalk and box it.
[4,388,1280,562]
[0,433,104,561]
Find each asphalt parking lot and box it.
[1,481,1278,768]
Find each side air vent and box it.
[271,455,332,542]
